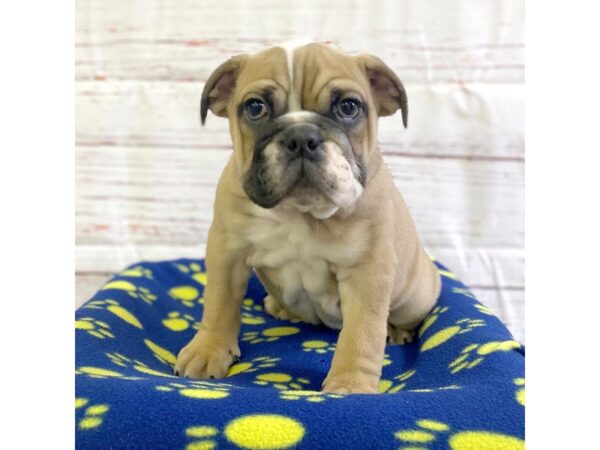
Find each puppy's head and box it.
[201,42,407,219]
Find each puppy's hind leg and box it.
[387,293,437,346]
[387,323,415,345]
[264,295,303,321]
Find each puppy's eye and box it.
[335,98,361,120]
[244,98,268,120]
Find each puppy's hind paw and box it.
[387,324,415,345]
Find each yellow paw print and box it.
[76,398,110,430]
[379,369,416,393]
[395,419,524,449]
[438,268,459,280]
[420,318,486,352]
[155,380,232,399]
[279,390,343,402]
[144,338,177,367]
[253,372,311,390]
[242,298,263,312]
[174,262,207,286]
[241,326,300,344]
[168,285,203,307]
[75,366,142,381]
[75,317,114,339]
[185,414,305,450]
[418,306,450,338]
[120,265,153,279]
[302,340,336,354]
[105,352,177,378]
[100,280,157,304]
[227,356,280,376]
[407,385,462,393]
[514,377,525,406]
[162,311,200,331]
[474,303,494,316]
[241,310,265,325]
[452,287,477,300]
[81,299,143,329]
[449,340,521,374]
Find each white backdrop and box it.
[75,0,524,341]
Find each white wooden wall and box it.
[75,0,524,341]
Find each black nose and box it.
[281,123,323,158]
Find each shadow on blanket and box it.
[76,258,524,449]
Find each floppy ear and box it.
[200,55,246,124]
[359,54,408,128]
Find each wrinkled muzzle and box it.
[243,112,365,218]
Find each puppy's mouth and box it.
[243,114,365,214]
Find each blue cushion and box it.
[76,259,525,449]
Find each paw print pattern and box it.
[75,317,114,339]
[155,381,232,399]
[185,414,305,450]
[302,340,336,354]
[379,369,416,393]
[253,372,311,390]
[474,303,494,316]
[162,311,200,331]
[76,397,110,430]
[241,310,266,325]
[81,299,143,329]
[174,262,207,286]
[227,356,281,376]
[242,297,263,312]
[168,285,203,307]
[382,353,393,367]
[407,385,462,394]
[449,340,521,374]
[144,338,177,367]
[394,419,524,449]
[451,287,477,300]
[100,280,157,304]
[185,425,219,450]
[105,352,177,379]
[241,326,300,344]
[279,390,343,402]
[120,265,153,279]
[514,377,525,406]
[75,365,142,381]
[418,306,450,338]
[438,268,459,280]
[420,318,487,352]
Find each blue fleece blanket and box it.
[75,259,525,449]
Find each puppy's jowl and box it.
[175,42,441,394]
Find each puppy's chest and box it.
[240,211,363,327]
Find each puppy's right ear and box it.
[200,55,246,125]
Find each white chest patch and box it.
[239,206,355,329]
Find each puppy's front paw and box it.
[174,328,240,379]
[387,324,415,345]
[322,371,379,394]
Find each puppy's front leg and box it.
[175,226,250,379]
[322,267,392,394]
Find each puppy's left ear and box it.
[200,54,246,125]
[359,55,408,128]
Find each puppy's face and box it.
[201,43,408,219]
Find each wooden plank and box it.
[75,0,524,84]
[76,81,524,159]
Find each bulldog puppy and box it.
[175,42,441,393]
